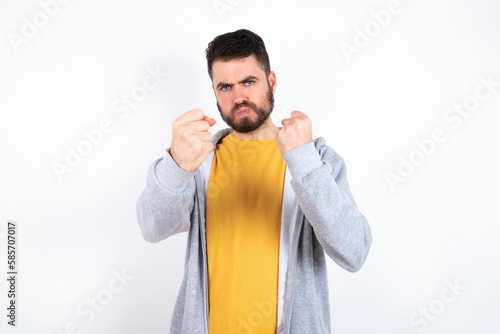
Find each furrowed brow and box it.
[216,76,260,90]
[238,76,259,84]
[216,82,233,90]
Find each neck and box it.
[231,118,279,141]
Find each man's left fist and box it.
[276,110,313,154]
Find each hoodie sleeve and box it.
[136,150,197,243]
[282,138,372,272]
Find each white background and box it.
[1,0,499,333]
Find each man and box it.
[137,29,372,333]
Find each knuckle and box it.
[190,108,203,117]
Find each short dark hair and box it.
[205,29,271,80]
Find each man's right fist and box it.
[169,109,216,173]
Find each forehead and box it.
[211,55,265,82]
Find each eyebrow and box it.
[216,76,259,90]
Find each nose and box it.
[232,85,247,105]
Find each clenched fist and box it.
[170,109,216,173]
[276,111,313,154]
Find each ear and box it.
[268,71,277,93]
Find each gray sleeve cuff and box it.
[282,141,324,180]
[153,149,195,192]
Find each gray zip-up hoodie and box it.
[136,128,372,333]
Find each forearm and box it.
[136,151,196,243]
[283,140,372,272]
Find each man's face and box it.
[211,55,276,133]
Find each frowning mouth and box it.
[236,107,251,117]
[231,102,258,118]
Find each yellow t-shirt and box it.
[206,134,286,333]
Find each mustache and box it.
[231,102,258,114]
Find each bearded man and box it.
[137,29,372,334]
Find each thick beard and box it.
[217,87,274,133]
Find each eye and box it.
[244,80,255,86]
[219,85,230,92]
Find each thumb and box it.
[281,117,293,126]
[203,116,216,127]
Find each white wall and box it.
[1,0,499,333]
